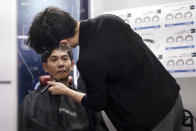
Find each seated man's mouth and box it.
[57,70,67,73]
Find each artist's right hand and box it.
[48,80,86,103]
[47,81,69,95]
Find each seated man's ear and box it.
[71,60,74,71]
[42,63,48,73]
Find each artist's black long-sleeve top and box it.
[77,14,180,131]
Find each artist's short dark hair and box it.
[27,6,77,54]
[41,47,73,63]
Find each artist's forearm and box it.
[63,88,86,103]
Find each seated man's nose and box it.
[58,64,64,68]
[58,60,62,64]
[57,60,64,66]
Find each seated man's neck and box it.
[51,77,69,86]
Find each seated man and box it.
[19,47,108,131]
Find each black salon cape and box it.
[18,82,108,131]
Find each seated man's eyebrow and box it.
[50,55,57,57]
[49,56,58,59]
[62,55,69,58]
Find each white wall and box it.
[90,0,181,17]
[0,0,17,131]
[91,0,196,130]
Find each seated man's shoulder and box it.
[22,88,51,105]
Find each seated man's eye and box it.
[62,57,68,61]
[51,59,57,62]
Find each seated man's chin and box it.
[55,76,68,81]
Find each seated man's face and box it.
[43,49,73,81]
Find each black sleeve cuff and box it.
[81,94,88,107]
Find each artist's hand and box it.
[47,80,86,103]
[47,81,69,95]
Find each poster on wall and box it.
[105,0,196,78]
[17,0,80,103]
